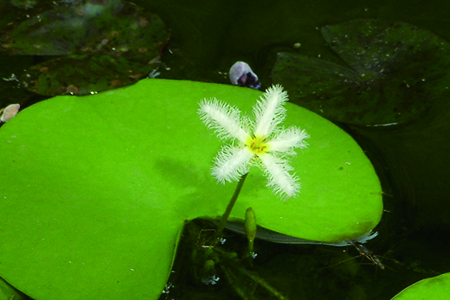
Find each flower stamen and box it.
[247,135,270,156]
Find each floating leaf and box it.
[272,20,450,125]
[391,273,450,299]
[21,54,160,95]
[0,79,382,299]
[1,0,170,95]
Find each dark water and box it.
[2,0,450,299]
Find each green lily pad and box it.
[391,273,450,299]
[0,79,382,299]
[272,19,450,125]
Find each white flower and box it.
[198,85,309,199]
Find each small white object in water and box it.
[202,275,220,285]
[148,68,161,78]
[229,61,261,89]
[1,104,20,122]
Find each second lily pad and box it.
[272,20,450,125]
[1,0,170,96]
[391,273,450,300]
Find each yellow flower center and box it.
[247,135,270,156]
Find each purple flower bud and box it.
[229,61,261,89]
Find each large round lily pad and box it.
[0,79,382,299]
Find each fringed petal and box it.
[253,85,288,137]
[199,99,249,143]
[259,154,299,199]
[212,146,254,183]
[267,127,309,155]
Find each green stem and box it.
[214,172,249,243]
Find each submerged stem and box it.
[214,172,249,243]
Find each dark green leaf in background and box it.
[21,54,160,95]
[272,20,450,126]
[0,0,170,96]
